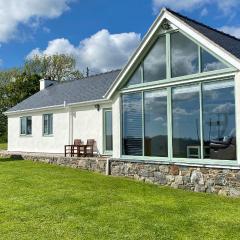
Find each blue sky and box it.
[1,0,240,74]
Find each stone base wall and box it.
[0,151,107,174]
[110,160,240,197]
[1,150,240,197]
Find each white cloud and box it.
[152,0,209,13]
[152,0,239,16]
[0,0,71,42]
[27,29,141,73]
[217,0,239,16]
[200,8,208,17]
[219,26,240,38]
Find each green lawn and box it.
[0,159,240,240]
[0,142,7,150]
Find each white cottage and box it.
[5,8,240,167]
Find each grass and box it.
[0,158,240,240]
[0,142,7,150]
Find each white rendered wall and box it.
[71,103,111,155]
[8,109,69,153]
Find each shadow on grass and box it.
[0,155,24,162]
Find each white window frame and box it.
[20,116,32,136]
[42,113,53,136]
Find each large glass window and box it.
[144,90,168,157]
[203,80,236,160]
[143,36,166,82]
[104,110,113,152]
[43,114,53,135]
[172,85,200,158]
[122,93,143,156]
[171,32,199,78]
[201,48,227,72]
[20,116,32,135]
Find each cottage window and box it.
[103,109,113,152]
[20,116,32,135]
[43,114,53,136]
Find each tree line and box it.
[0,54,83,143]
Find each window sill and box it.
[19,134,32,137]
[103,151,113,156]
[42,134,54,137]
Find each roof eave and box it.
[5,98,112,116]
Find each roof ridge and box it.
[166,8,240,42]
[82,69,121,79]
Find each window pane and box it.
[171,32,198,78]
[203,80,236,160]
[26,117,32,135]
[49,114,53,135]
[144,90,168,157]
[201,48,227,72]
[126,66,141,87]
[122,93,143,155]
[144,36,166,82]
[43,115,48,135]
[105,111,113,151]
[172,85,200,158]
[20,118,26,135]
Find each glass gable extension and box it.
[121,29,235,163]
[122,79,236,161]
[124,32,229,87]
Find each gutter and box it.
[4,98,112,116]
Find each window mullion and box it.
[142,91,145,156]
[167,87,173,160]
[25,117,27,135]
[166,33,171,80]
[198,46,201,73]
[199,83,204,159]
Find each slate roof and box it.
[6,69,121,113]
[167,8,240,59]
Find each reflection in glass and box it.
[201,48,227,72]
[43,114,53,135]
[144,36,166,82]
[122,93,143,155]
[126,66,142,87]
[203,80,236,160]
[20,117,26,135]
[171,32,198,78]
[144,90,168,157]
[172,85,200,158]
[20,116,32,135]
[104,110,113,151]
